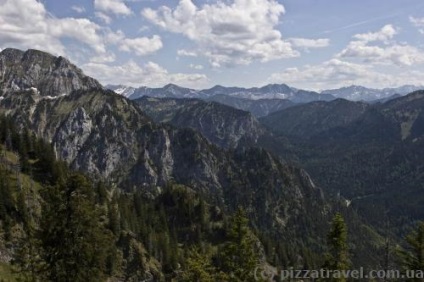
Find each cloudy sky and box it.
[1,0,424,90]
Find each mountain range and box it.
[0,48,344,268]
[259,91,424,234]
[1,47,422,279]
[107,83,422,118]
[107,83,423,103]
[107,83,335,103]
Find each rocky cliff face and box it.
[0,48,102,97]
[135,97,266,149]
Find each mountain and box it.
[0,48,102,97]
[321,85,423,101]
[369,93,402,104]
[207,94,296,117]
[135,96,266,148]
[0,87,333,249]
[260,98,370,138]
[105,84,135,98]
[0,48,341,264]
[0,117,279,281]
[125,83,201,100]
[203,84,336,103]
[259,91,424,235]
[108,83,337,104]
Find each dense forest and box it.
[0,115,309,280]
[0,114,423,281]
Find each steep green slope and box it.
[260,98,370,138]
[260,91,424,238]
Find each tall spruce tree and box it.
[323,213,350,282]
[220,207,259,282]
[40,173,115,282]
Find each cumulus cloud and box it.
[270,24,424,90]
[410,16,424,34]
[268,59,424,90]
[353,24,397,43]
[95,12,112,24]
[119,35,163,56]
[105,29,163,56]
[82,60,208,88]
[90,52,116,63]
[177,49,197,57]
[94,0,132,16]
[0,0,105,55]
[142,0,299,67]
[71,5,86,14]
[189,64,203,70]
[337,24,424,66]
[288,38,330,49]
[338,42,424,66]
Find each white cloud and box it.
[338,41,424,66]
[90,52,116,63]
[71,5,86,14]
[177,49,197,57]
[142,0,298,67]
[0,0,105,55]
[106,29,125,44]
[189,64,203,70]
[269,58,424,90]
[338,25,424,66]
[288,38,330,49]
[353,24,397,43]
[95,12,112,24]
[94,0,132,16]
[410,16,424,34]
[49,18,106,53]
[82,60,208,88]
[119,35,163,56]
[105,29,163,56]
[270,24,424,90]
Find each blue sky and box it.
[1,0,424,90]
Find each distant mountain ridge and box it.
[107,84,423,117]
[321,85,423,101]
[106,83,336,103]
[207,94,295,117]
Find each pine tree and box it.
[180,247,214,282]
[399,221,424,281]
[322,213,350,282]
[40,173,115,282]
[220,208,259,282]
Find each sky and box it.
[1,0,424,91]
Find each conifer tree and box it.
[40,173,115,282]
[180,247,214,282]
[323,213,350,282]
[220,207,259,282]
[399,221,424,280]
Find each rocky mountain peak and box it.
[0,48,102,97]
